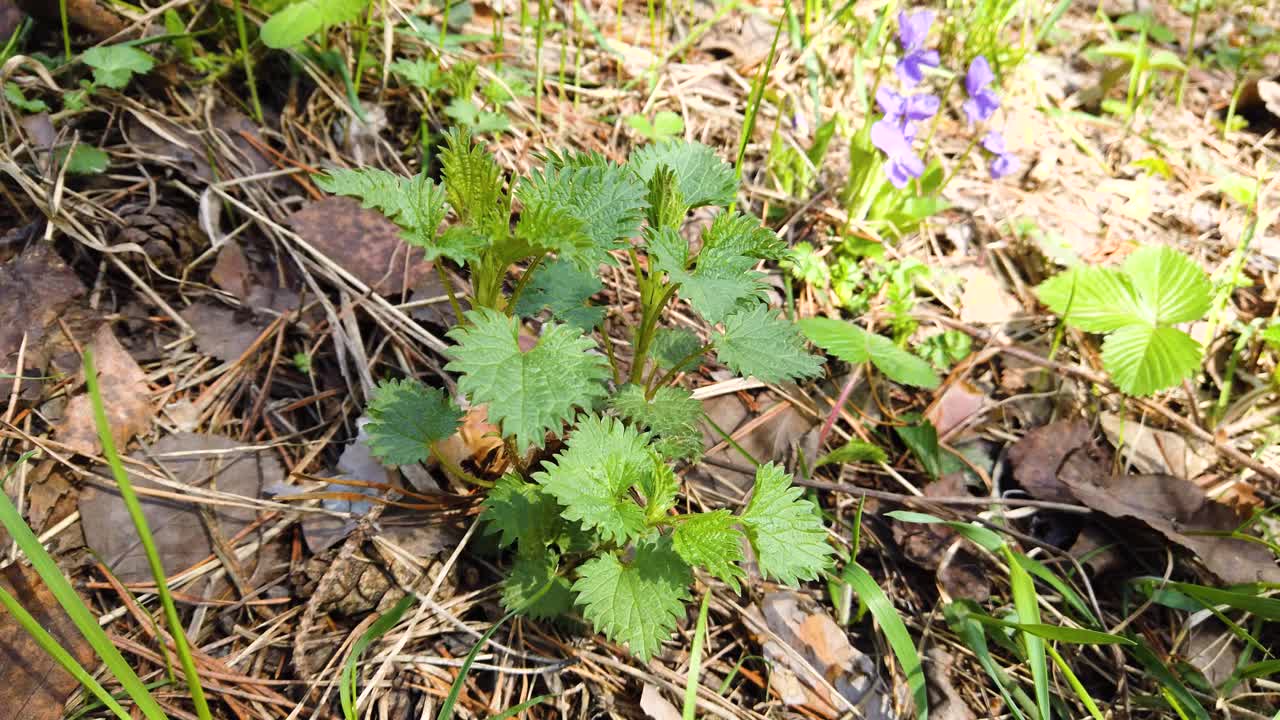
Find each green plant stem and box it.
[436,262,468,325]
[628,251,679,384]
[59,0,70,61]
[230,0,264,124]
[84,350,212,720]
[647,343,713,398]
[733,0,788,211]
[682,589,711,720]
[1176,0,1201,108]
[508,253,547,311]
[0,584,134,720]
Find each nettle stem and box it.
[508,252,547,310]
[436,262,468,326]
[628,250,679,384]
[646,343,712,399]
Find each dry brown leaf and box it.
[56,324,151,456]
[79,432,281,582]
[926,648,977,720]
[891,474,992,601]
[181,301,269,364]
[1100,412,1213,481]
[0,243,86,403]
[925,380,986,439]
[958,267,1020,325]
[288,197,431,295]
[639,684,682,720]
[1006,419,1093,504]
[0,564,98,720]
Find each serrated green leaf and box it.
[799,317,939,389]
[642,460,680,522]
[364,379,462,465]
[701,211,787,261]
[739,463,832,585]
[672,509,746,591]
[533,415,655,544]
[611,384,705,462]
[501,551,576,619]
[446,309,609,451]
[313,168,466,262]
[651,328,704,372]
[81,45,155,89]
[516,158,647,267]
[260,0,369,48]
[440,128,506,226]
[816,440,888,467]
[645,165,686,228]
[1101,324,1201,396]
[628,141,738,209]
[390,58,444,92]
[1122,245,1212,325]
[5,83,48,112]
[1035,267,1147,331]
[713,306,823,384]
[56,145,109,175]
[481,474,561,549]
[514,258,604,330]
[573,540,691,660]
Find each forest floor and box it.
[1,0,1279,719]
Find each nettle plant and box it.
[316,131,833,658]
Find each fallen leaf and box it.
[925,648,976,720]
[210,241,252,298]
[639,684,682,720]
[698,10,776,70]
[958,267,1020,325]
[925,380,986,439]
[180,301,269,363]
[56,324,151,456]
[288,197,431,295]
[0,243,86,403]
[1100,412,1212,481]
[0,564,98,720]
[1006,419,1092,504]
[433,407,505,480]
[891,474,992,601]
[1184,622,1238,689]
[79,432,282,582]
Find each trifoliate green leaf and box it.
[4,83,48,112]
[611,385,705,462]
[516,158,647,268]
[501,551,575,620]
[1122,245,1213,324]
[81,45,155,89]
[260,0,369,48]
[650,328,704,372]
[440,129,506,226]
[481,474,562,550]
[1035,267,1146,332]
[713,307,824,384]
[364,379,462,465]
[572,539,691,660]
[533,415,654,544]
[739,463,832,585]
[799,317,939,389]
[446,309,609,451]
[672,509,746,591]
[816,440,888,467]
[514,258,605,330]
[628,141,738,209]
[1101,324,1202,396]
[1035,245,1211,395]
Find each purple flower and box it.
[871,119,924,188]
[895,10,939,86]
[962,56,1000,125]
[982,131,1018,179]
[877,87,940,125]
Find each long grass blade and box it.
[1004,547,1049,720]
[682,589,711,720]
[843,561,927,720]
[83,348,211,720]
[342,593,417,719]
[484,694,552,720]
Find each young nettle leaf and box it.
[799,316,940,389]
[313,168,469,262]
[650,328,703,372]
[671,509,747,592]
[740,463,833,585]
[364,379,462,465]
[1036,245,1211,395]
[515,156,647,268]
[712,306,824,384]
[81,45,155,89]
[572,539,691,661]
[533,415,656,544]
[440,129,507,226]
[629,141,739,209]
[514,258,605,330]
[260,0,370,48]
[446,309,609,451]
[610,385,705,462]
[501,551,576,619]
[481,474,563,550]
[645,165,687,229]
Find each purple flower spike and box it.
[897,10,935,51]
[982,131,1018,179]
[963,56,1000,124]
[871,119,924,189]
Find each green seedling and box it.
[626,110,684,143]
[1089,12,1186,118]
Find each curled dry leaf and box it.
[925,380,986,439]
[288,197,432,295]
[56,324,152,456]
[0,565,98,720]
[639,684,682,720]
[79,432,282,582]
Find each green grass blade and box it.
[1044,643,1104,720]
[484,694,552,720]
[843,562,927,720]
[342,593,417,719]
[1128,640,1210,720]
[944,601,1031,720]
[0,452,170,720]
[1013,554,1097,626]
[1004,547,1049,720]
[683,589,711,720]
[0,582,133,720]
[437,606,522,720]
[733,0,787,200]
[83,348,210,720]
